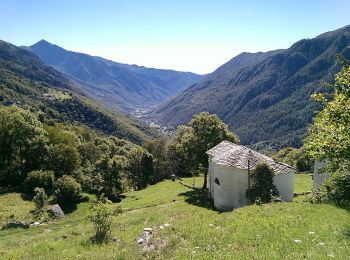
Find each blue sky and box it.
[0,0,349,74]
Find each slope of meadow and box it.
[1,175,349,259]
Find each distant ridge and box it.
[0,39,154,143]
[154,25,350,150]
[28,40,203,113]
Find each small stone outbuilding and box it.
[207,141,295,211]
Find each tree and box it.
[48,143,81,177]
[0,107,48,185]
[168,126,198,177]
[144,137,168,183]
[45,126,81,177]
[171,112,239,188]
[272,147,313,172]
[96,156,123,200]
[305,57,350,169]
[127,147,153,190]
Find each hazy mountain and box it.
[27,40,202,113]
[0,39,155,144]
[155,25,350,150]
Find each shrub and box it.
[24,170,55,194]
[33,187,48,218]
[54,175,82,204]
[90,202,122,244]
[248,162,279,203]
[309,172,350,207]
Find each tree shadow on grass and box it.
[342,228,350,240]
[179,189,216,211]
[59,203,78,214]
[0,186,21,195]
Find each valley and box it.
[1,2,350,259]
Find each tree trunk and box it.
[202,158,209,189]
[202,171,207,189]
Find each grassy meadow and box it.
[1,174,349,259]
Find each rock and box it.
[272,197,283,203]
[149,244,155,250]
[47,204,65,219]
[2,221,30,230]
[30,221,40,226]
[159,225,165,229]
[138,238,144,244]
[164,223,170,227]
[144,227,153,232]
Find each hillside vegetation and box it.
[0,39,155,144]
[27,40,203,113]
[155,25,350,150]
[1,175,350,259]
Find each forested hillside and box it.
[0,39,154,144]
[155,25,350,150]
[0,39,162,202]
[27,40,202,113]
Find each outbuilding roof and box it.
[206,141,295,175]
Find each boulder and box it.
[272,198,283,203]
[47,204,65,219]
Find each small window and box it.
[214,177,220,186]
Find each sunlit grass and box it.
[294,173,312,193]
[0,176,349,259]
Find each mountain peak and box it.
[30,39,65,52]
[33,39,52,46]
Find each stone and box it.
[159,225,165,229]
[30,221,40,226]
[2,221,30,230]
[149,244,155,250]
[164,223,170,227]
[47,204,65,219]
[144,227,153,232]
[272,197,283,203]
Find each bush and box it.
[54,175,82,204]
[248,162,279,203]
[309,172,350,207]
[90,202,122,244]
[33,187,48,218]
[24,170,55,194]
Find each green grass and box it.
[0,176,349,259]
[294,173,312,193]
[0,190,34,225]
[48,89,71,100]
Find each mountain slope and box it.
[0,39,154,144]
[155,25,350,150]
[27,40,202,113]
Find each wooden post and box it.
[248,158,251,204]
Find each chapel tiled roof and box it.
[206,141,295,175]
